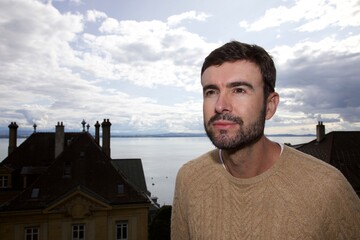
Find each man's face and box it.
[201,60,267,150]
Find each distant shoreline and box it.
[0,133,315,139]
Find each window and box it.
[116,221,128,240]
[0,175,9,188]
[64,161,72,177]
[72,224,85,240]
[31,188,39,198]
[25,227,39,240]
[117,184,124,194]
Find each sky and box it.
[0,0,359,135]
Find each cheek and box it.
[203,101,214,120]
[202,105,210,120]
[247,102,266,120]
[234,99,262,119]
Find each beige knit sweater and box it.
[171,146,360,240]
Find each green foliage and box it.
[149,205,172,240]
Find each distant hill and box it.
[0,129,33,138]
[0,130,315,139]
[112,132,208,138]
[267,134,315,137]
[111,133,315,138]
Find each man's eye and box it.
[234,88,245,94]
[204,90,217,96]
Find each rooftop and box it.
[0,130,150,211]
[295,131,360,196]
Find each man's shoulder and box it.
[281,146,354,195]
[283,146,360,220]
[176,149,220,181]
[174,149,226,200]
[180,149,218,171]
[283,145,340,175]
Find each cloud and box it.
[240,0,360,32]
[0,0,83,63]
[86,9,107,22]
[1,0,358,135]
[167,11,211,26]
[270,34,360,129]
[0,0,211,133]
[80,15,215,90]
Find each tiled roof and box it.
[2,133,56,170]
[2,132,79,170]
[111,158,149,195]
[295,131,360,195]
[0,132,150,211]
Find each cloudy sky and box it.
[0,0,359,135]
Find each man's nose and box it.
[215,93,232,113]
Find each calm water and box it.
[0,136,314,205]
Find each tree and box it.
[149,205,172,240]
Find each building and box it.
[0,120,156,240]
[293,122,360,197]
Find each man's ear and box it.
[265,92,279,120]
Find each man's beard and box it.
[204,105,266,151]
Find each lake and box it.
[0,136,315,205]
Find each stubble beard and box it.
[204,105,266,151]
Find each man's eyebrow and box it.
[202,81,254,93]
[202,84,219,93]
[227,81,254,90]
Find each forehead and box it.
[201,60,262,87]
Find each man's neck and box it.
[221,136,281,178]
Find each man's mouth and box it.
[208,113,243,130]
[212,120,238,130]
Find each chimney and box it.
[8,122,18,155]
[55,122,65,158]
[101,119,111,158]
[81,119,86,132]
[94,121,100,145]
[316,121,325,142]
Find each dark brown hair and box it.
[201,41,276,98]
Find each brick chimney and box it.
[55,122,65,158]
[316,121,325,142]
[101,119,111,158]
[8,122,18,155]
[94,121,100,145]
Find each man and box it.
[171,41,360,239]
